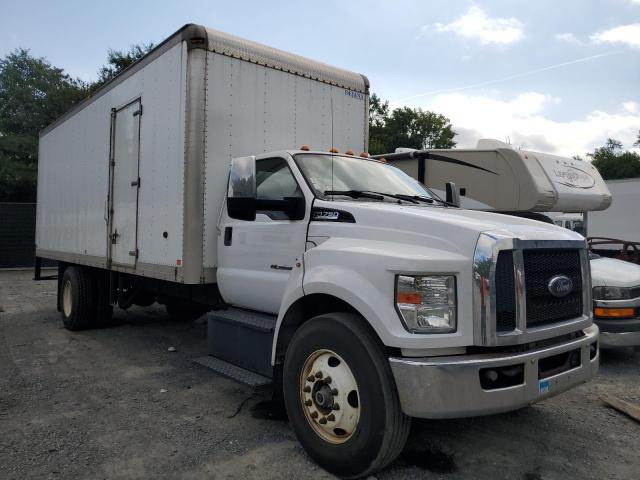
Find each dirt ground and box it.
[1,270,639,480]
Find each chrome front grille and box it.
[473,234,592,347]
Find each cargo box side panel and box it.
[36,98,111,260]
[201,52,368,269]
[135,42,187,272]
[36,42,187,277]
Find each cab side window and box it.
[256,157,303,219]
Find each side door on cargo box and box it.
[107,99,142,267]
[217,156,309,314]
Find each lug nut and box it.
[324,376,332,384]
[332,403,340,411]
[305,399,312,406]
[307,375,314,382]
[331,388,338,396]
[319,417,327,424]
[327,414,335,422]
[315,371,323,379]
[311,411,318,419]
[303,386,311,393]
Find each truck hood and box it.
[590,257,640,288]
[310,200,583,257]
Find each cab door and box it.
[108,99,142,267]
[217,155,309,314]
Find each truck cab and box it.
[210,149,599,477]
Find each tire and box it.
[283,313,411,479]
[60,267,95,331]
[165,301,209,321]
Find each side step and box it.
[194,355,272,389]
[198,308,277,386]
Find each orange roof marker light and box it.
[329,147,339,153]
[345,149,354,156]
[359,152,369,158]
[300,145,310,151]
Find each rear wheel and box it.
[283,313,410,478]
[60,267,95,330]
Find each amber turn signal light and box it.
[594,307,635,318]
[396,292,421,305]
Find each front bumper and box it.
[389,325,599,419]
[599,331,640,348]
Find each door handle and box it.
[224,227,232,246]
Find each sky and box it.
[1,0,639,158]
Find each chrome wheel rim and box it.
[299,349,360,444]
[62,280,72,317]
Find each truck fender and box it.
[271,264,390,365]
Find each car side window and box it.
[256,157,303,219]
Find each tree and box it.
[588,136,640,180]
[93,43,154,90]
[368,94,456,155]
[0,49,87,201]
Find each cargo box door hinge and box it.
[133,105,143,117]
[128,249,139,258]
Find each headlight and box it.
[395,275,457,333]
[592,286,634,300]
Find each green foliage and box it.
[0,49,88,201]
[368,93,456,155]
[93,43,154,90]
[588,136,640,180]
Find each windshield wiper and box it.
[324,190,419,204]
[392,194,434,204]
[396,193,459,208]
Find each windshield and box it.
[294,153,433,200]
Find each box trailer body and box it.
[36,24,369,285]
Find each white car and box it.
[590,255,640,348]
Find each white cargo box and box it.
[36,24,369,284]
[386,139,611,213]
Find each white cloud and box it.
[410,92,640,157]
[555,32,581,44]
[591,23,640,48]
[431,6,523,45]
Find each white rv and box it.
[36,27,598,477]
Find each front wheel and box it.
[283,313,410,478]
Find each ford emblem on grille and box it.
[548,275,573,297]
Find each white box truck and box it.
[36,25,599,478]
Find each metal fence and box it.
[0,202,45,268]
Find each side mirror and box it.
[445,182,461,207]
[227,156,257,221]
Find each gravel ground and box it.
[1,269,639,480]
